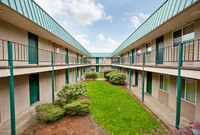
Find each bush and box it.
[106,70,120,79]
[35,103,65,123]
[63,99,90,116]
[109,72,126,84]
[104,69,113,80]
[57,81,89,106]
[91,68,95,72]
[85,72,97,79]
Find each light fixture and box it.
[190,11,200,16]
[0,9,2,13]
[56,47,59,54]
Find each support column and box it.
[123,55,125,73]
[8,41,16,135]
[51,52,55,102]
[75,58,77,82]
[142,53,145,102]
[176,43,183,129]
[129,56,132,90]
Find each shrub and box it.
[57,81,89,106]
[63,99,90,116]
[104,69,113,79]
[35,103,65,123]
[109,72,126,84]
[85,72,97,79]
[106,70,120,79]
[91,68,95,72]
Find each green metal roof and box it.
[112,0,198,56]
[90,53,112,57]
[1,0,90,56]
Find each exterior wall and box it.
[55,70,65,91]
[152,73,159,99]
[39,72,52,99]
[168,75,177,111]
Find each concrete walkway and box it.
[130,87,190,130]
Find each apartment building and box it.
[0,0,200,134]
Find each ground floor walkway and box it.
[130,86,190,130]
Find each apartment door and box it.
[96,66,99,72]
[28,32,38,64]
[66,69,69,84]
[132,49,135,64]
[135,70,138,86]
[96,57,99,64]
[29,74,39,105]
[65,48,68,64]
[156,36,164,64]
[147,72,152,95]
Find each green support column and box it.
[8,41,16,135]
[51,52,55,102]
[129,56,132,90]
[123,55,125,73]
[142,53,145,102]
[75,58,77,82]
[176,43,183,129]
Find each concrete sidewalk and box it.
[130,87,190,130]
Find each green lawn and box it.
[86,81,164,135]
[97,73,104,78]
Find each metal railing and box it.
[111,39,200,67]
[0,39,91,67]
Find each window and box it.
[181,79,196,104]
[136,48,141,56]
[173,23,194,47]
[159,75,170,92]
[102,57,106,60]
[146,43,151,55]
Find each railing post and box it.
[75,58,77,82]
[51,52,55,102]
[129,56,132,90]
[142,53,145,102]
[176,43,183,129]
[8,41,16,135]
[123,56,125,73]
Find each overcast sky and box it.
[35,0,165,53]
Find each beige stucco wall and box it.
[152,73,159,99]
[55,70,65,91]
[168,75,177,111]
[39,72,52,99]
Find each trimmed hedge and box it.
[35,103,65,123]
[85,72,97,79]
[104,69,113,80]
[63,99,90,116]
[106,70,120,79]
[109,72,126,85]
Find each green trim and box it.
[8,41,16,135]
[142,53,145,102]
[51,52,55,102]
[176,43,183,129]
[129,56,132,90]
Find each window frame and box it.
[146,43,152,55]
[172,22,195,48]
[159,74,170,93]
[181,78,197,104]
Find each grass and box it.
[97,73,104,78]
[86,81,164,135]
